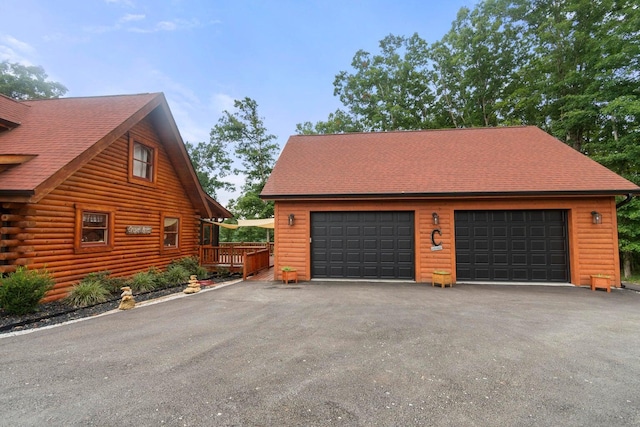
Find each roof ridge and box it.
[291,125,535,138]
[21,92,161,103]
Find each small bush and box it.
[169,256,200,275]
[66,279,110,308]
[0,267,54,315]
[164,264,191,285]
[102,276,128,294]
[145,266,169,289]
[216,266,230,277]
[194,265,209,280]
[127,271,157,293]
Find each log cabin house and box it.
[261,127,640,287]
[0,93,231,301]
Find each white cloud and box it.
[0,35,35,64]
[211,93,236,114]
[104,0,135,7]
[119,13,145,23]
[128,18,200,33]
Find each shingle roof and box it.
[0,93,160,193]
[0,94,29,128]
[0,93,231,218]
[261,126,640,198]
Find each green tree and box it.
[0,61,67,100]
[185,139,234,199]
[295,109,362,135]
[330,33,435,132]
[430,0,528,127]
[209,97,279,242]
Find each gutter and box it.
[616,193,634,209]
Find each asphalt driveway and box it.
[1,281,639,426]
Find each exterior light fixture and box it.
[288,213,295,226]
[591,211,602,224]
[432,212,439,225]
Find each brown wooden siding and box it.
[20,118,201,301]
[273,197,620,286]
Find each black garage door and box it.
[455,210,569,282]
[311,211,414,280]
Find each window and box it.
[128,134,158,186]
[75,205,115,253]
[133,142,154,180]
[82,212,108,243]
[164,216,180,248]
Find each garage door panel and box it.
[347,239,360,249]
[531,240,547,251]
[512,254,527,265]
[397,252,413,263]
[329,251,344,262]
[493,240,508,250]
[363,226,377,236]
[455,210,569,282]
[363,252,377,262]
[311,211,414,280]
[346,226,360,236]
[363,239,377,249]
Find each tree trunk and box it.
[623,251,632,279]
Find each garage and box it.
[311,211,414,280]
[455,210,570,282]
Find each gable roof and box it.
[0,93,231,218]
[261,126,640,199]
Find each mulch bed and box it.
[0,275,240,334]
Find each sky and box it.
[1,0,478,206]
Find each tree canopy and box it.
[0,61,68,100]
[188,97,278,242]
[296,0,640,273]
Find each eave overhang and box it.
[260,189,640,201]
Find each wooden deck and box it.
[199,244,274,280]
[246,267,275,281]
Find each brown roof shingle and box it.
[0,93,231,218]
[261,126,640,198]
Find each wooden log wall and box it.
[8,117,203,301]
[0,204,36,274]
[273,196,620,286]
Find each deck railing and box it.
[220,241,274,255]
[243,248,271,279]
[199,243,274,277]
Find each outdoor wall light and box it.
[288,213,295,226]
[591,211,602,224]
[432,212,439,225]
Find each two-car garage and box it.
[263,127,636,286]
[309,210,570,283]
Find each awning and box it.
[237,219,275,229]
[208,218,275,229]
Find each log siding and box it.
[274,196,620,287]
[14,118,202,301]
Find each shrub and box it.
[102,276,128,294]
[0,267,54,315]
[169,256,200,275]
[66,279,110,308]
[127,271,157,293]
[164,264,191,285]
[215,266,230,277]
[145,266,169,289]
[194,265,209,280]
[81,270,122,294]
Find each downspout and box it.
[616,193,633,209]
